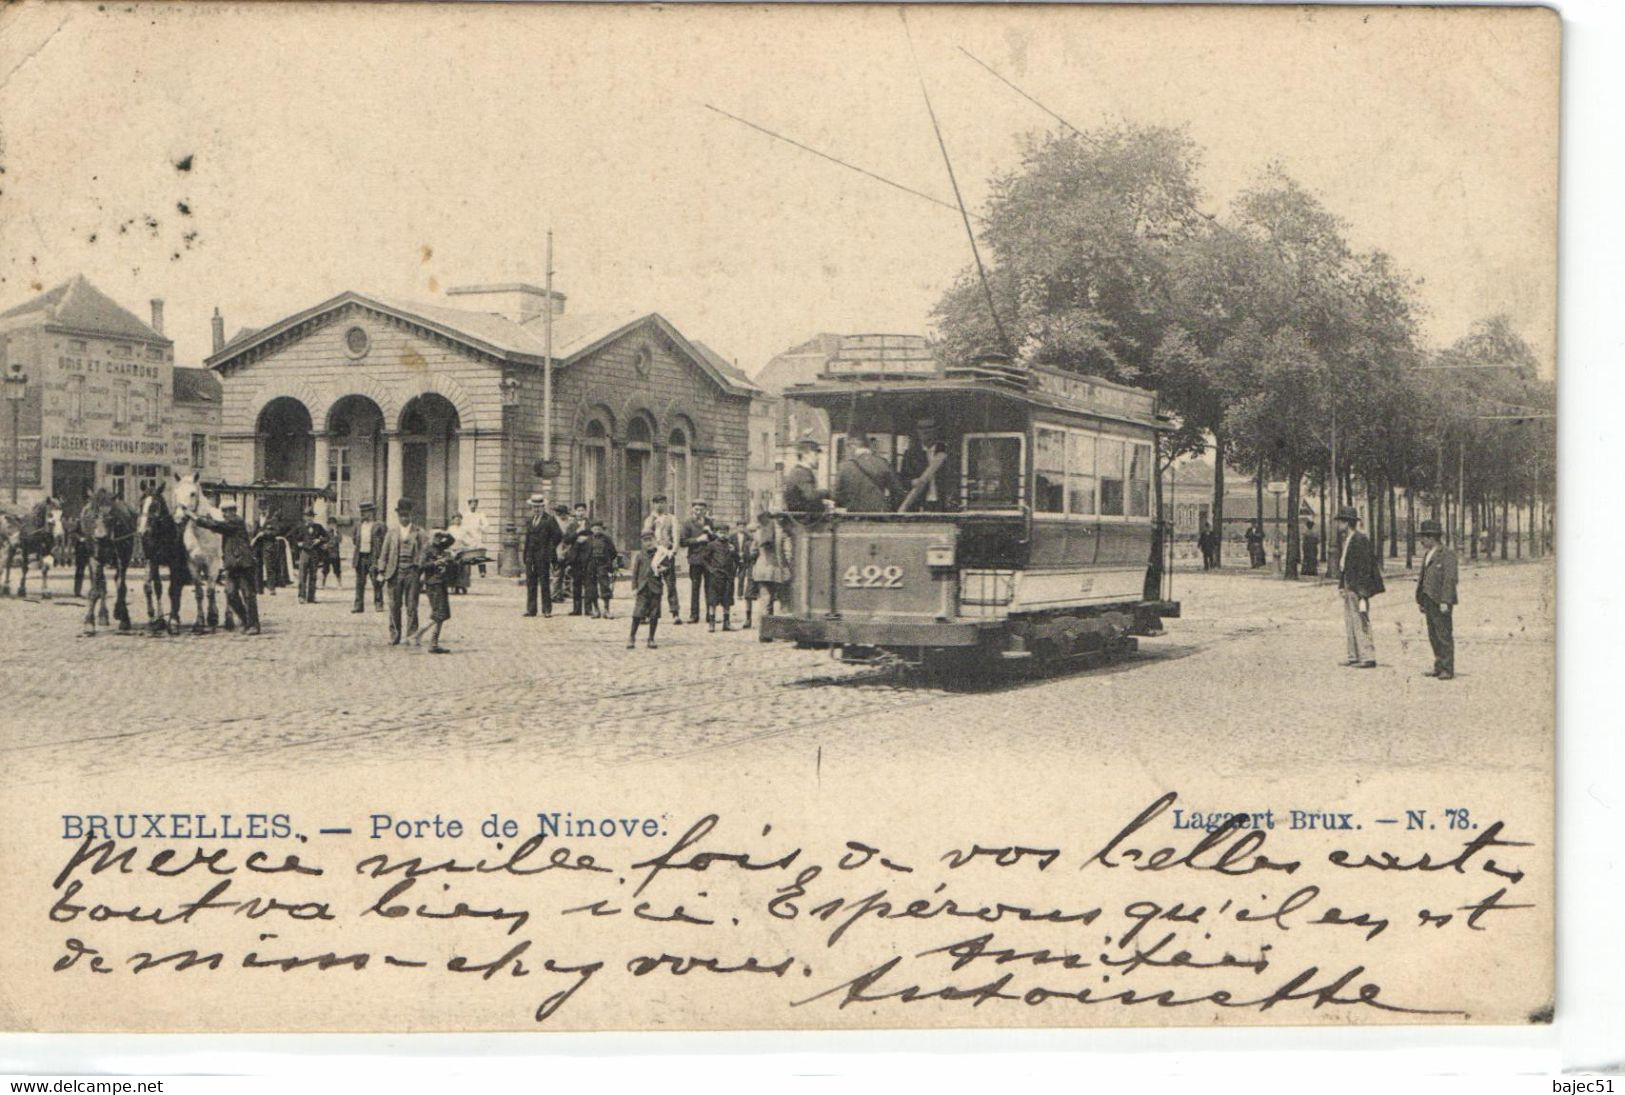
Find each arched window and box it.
[624,415,655,543]
[579,417,610,523]
[667,424,693,515]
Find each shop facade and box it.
[0,276,221,518]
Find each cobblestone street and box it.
[0,559,1553,784]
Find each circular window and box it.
[343,325,371,360]
[633,346,652,378]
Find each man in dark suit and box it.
[679,499,714,624]
[1415,518,1458,680]
[783,435,830,515]
[296,506,330,604]
[523,493,562,618]
[193,498,261,635]
[1334,505,1385,667]
[377,498,428,645]
[834,434,903,513]
[350,500,384,613]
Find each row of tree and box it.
[932,124,1555,575]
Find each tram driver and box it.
[899,417,947,511]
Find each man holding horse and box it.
[377,497,428,645]
[193,498,261,635]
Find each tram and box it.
[760,347,1178,671]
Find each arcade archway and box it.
[398,393,461,529]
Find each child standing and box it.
[703,521,739,631]
[566,523,594,616]
[627,529,664,649]
[417,530,456,653]
[586,520,619,619]
[736,520,760,629]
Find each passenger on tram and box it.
[833,427,904,513]
[899,418,947,511]
[783,434,830,515]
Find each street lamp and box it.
[4,363,28,505]
[499,373,522,577]
[1267,480,1286,571]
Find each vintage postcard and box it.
[0,2,1557,1033]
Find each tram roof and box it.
[782,365,1166,432]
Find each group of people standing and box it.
[520,491,779,651]
[1334,507,1457,680]
[344,496,478,653]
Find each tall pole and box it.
[543,229,555,463]
[9,398,18,504]
[1329,406,1338,517]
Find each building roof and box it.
[172,366,222,405]
[689,340,763,395]
[754,332,844,394]
[205,290,758,397]
[0,275,170,345]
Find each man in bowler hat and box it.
[1335,505,1384,667]
[1415,518,1458,679]
[377,498,428,644]
[783,434,830,515]
[297,505,330,604]
[522,493,561,618]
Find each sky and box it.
[0,2,1558,377]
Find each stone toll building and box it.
[205,283,759,571]
[0,276,221,519]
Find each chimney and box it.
[444,283,565,323]
[149,298,165,336]
[211,307,225,354]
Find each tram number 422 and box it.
[842,564,904,589]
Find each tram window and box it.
[1034,427,1065,514]
[963,434,1023,509]
[1067,432,1097,516]
[1129,443,1153,517]
[1098,439,1126,516]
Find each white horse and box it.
[169,470,234,632]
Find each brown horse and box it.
[78,491,137,635]
[0,498,64,598]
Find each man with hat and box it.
[679,498,715,624]
[350,501,385,613]
[376,497,428,644]
[642,493,682,621]
[899,418,945,511]
[1334,505,1385,668]
[1415,518,1458,680]
[834,426,903,513]
[192,497,260,635]
[296,504,330,604]
[783,433,830,515]
[522,493,562,618]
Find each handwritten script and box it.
[36,793,1540,1028]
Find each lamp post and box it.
[4,363,28,505]
[499,373,522,577]
[1267,480,1286,572]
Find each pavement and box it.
[0,558,1554,784]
